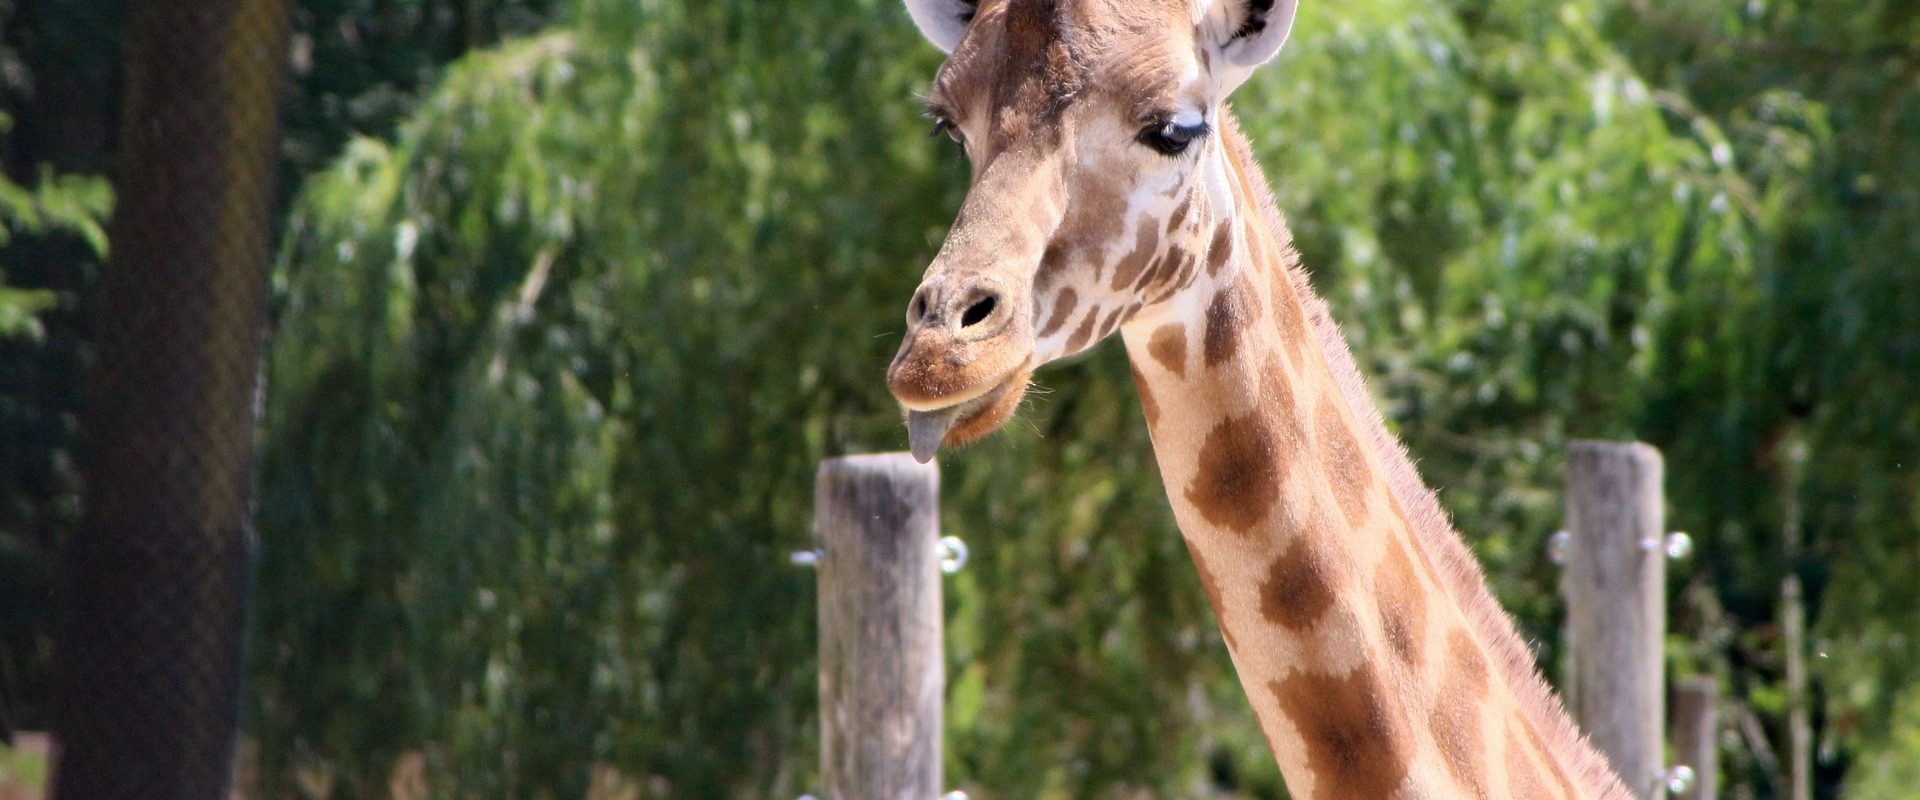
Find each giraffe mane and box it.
[1217,109,1633,799]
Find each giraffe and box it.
[883,0,1636,797]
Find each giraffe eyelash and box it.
[929,117,965,145]
[924,103,965,146]
[1138,117,1210,157]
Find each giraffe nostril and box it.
[960,294,998,328]
[909,291,929,325]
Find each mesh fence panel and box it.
[51,0,291,797]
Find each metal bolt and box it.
[1664,531,1694,560]
[938,535,969,574]
[1662,764,1696,794]
[790,548,822,567]
[1547,530,1571,565]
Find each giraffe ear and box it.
[903,0,980,53]
[1197,0,1300,93]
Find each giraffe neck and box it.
[1117,115,1629,800]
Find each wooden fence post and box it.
[814,454,943,800]
[1671,675,1719,800]
[1563,440,1666,797]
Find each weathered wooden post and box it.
[814,454,943,800]
[1671,675,1719,800]
[1562,440,1666,797]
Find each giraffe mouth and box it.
[904,363,1034,463]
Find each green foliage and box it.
[256,6,967,794]
[1848,689,1920,800]
[1,0,555,735]
[281,0,565,178]
[252,0,1920,796]
[0,113,110,339]
[1600,0,1920,777]
[0,102,111,731]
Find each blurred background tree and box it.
[1,0,1915,797]
[0,0,118,729]
[0,0,559,733]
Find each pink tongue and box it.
[907,406,961,463]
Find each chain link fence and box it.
[51,0,290,796]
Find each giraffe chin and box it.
[903,366,1034,463]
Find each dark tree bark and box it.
[51,0,290,796]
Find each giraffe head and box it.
[886,0,1298,461]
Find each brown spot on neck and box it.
[1064,306,1100,354]
[1109,222,1159,291]
[1138,244,1190,295]
[1436,656,1489,794]
[1375,540,1427,667]
[1449,629,1490,692]
[1184,412,1282,534]
[1432,631,1491,798]
[1271,666,1413,800]
[1146,246,1199,305]
[1258,350,1301,442]
[1039,287,1078,338]
[1147,323,1186,377]
[1132,252,1164,296]
[1203,273,1257,367]
[1315,393,1372,527]
[1265,250,1311,366]
[1207,220,1234,276]
[1097,305,1127,341]
[1038,240,1072,286]
[1167,194,1192,231]
[1259,539,1335,631]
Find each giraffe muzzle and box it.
[888,273,1038,461]
[897,362,1034,462]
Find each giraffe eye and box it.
[1138,118,1209,156]
[930,117,965,146]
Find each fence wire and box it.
[51,0,290,797]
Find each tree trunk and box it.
[51,0,290,796]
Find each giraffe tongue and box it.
[907,406,963,464]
